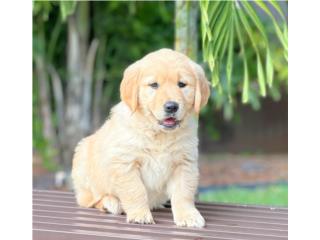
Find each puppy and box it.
[72,48,210,227]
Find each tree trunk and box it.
[64,2,90,169]
[48,64,65,163]
[35,55,58,165]
[92,38,106,131]
[174,0,199,60]
[82,39,99,134]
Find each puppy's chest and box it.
[139,147,181,192]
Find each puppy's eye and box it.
[178,81,187,88]
[149,82,159,89]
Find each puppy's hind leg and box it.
[75,189,97,208]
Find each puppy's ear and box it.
[120,61,141,112]
[190,61,211,114]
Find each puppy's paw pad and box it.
[174,210,205,228]
[127,211,155,224]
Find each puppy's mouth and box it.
[159,117,180,129]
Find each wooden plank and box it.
[33,190,288,240]
[33,190,287,211]
[33,202,288,225]
[33,195,288,216]
[33,214,288,237]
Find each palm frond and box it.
[200,0,288,110]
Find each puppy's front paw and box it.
[174,208,205,228]
[127,210,155,224]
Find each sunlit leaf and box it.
[226,12,234,100]
[242,62,249,104]
[199,0,287,113]
[242,1,268,42]
[257,55,266,97]
[213,2,233,58]
[208,2,227,42]
[60,1,77,21]
[207,1,221,25]
[211,62,220,87]
[234,11,249,104]
[236,4,258,51]
[268,0,287,21]
[253,1,287,54]
[266,48,274,87]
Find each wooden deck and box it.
[33,190,288,240]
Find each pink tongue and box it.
[164,117,176,125]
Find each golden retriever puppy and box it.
[72,48,210,227]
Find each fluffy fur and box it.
[71,48,210,227]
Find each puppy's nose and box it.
[164,101,179,113]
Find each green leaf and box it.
[234,11,249,104]
[248,90,261,110]
[242,1,268,42]
[33,1,53,21]
[201,1,234,90]
[268,0,287,21]
[269,85,281,101]
[283,23,288,43]
[212,2,233,58]
[201,21,208,60]
[257,55,266,97]
[200,0,214,59]
[284,51,288,61]
[253,1,273,17]
[60,1,77,21]
[199,0,287,112]
[211,62,220,87]
[242,62,249,104]
[200,1,213,42]
[207,51,215,71]
[226,12,234,100]
[266,48,274,87]
[218,25,231,60]
[236,4,258,51]
[207,1,222,25]
[273,21,287,51]
[254,1,287,55]
[208,2,227,42]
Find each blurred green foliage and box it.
[32,80,59,171]
[33,1,287,169]
[199,184,288,207]
[91,1,174,103]
[33,1,174,105]
[33,1,174,168]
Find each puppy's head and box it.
[120,49,210,131]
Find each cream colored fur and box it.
[72,49,210,227]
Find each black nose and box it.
[164,101,179,113]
